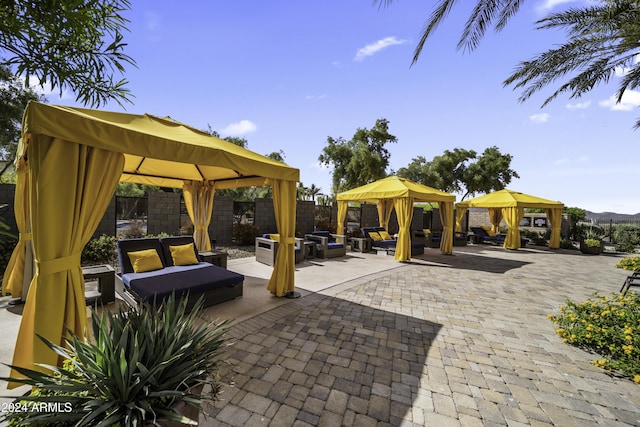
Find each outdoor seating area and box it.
[361,226,425,256]
[115,236,244,309]
[304,230,347,259]
[255,234,304,266]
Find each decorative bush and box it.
[583,238,602,248]
[616,256,640,272]
[559,239,577,250]
[548,292,640,382]
[232,223,260,246]
[614,225,640,254]
[2,294,229,426]
[117,219,146,239]
[80,235,116,266]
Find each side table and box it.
[351,237,371,253]
[199,250,228,269]
[82,264,115,305]
[303,241,317,259]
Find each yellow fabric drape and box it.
[502,207,525,249]
[10,137,124,387]
[2,157,32,299]
[487,208,503,236]
[183,180,215,251]
[267,179,296,297]
[545,208,562,249]
[377,199,394,230]
[455,207,467,233]
[439,202,454,254]
[393,197,414,261]
[337,200,348,237]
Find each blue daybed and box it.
[361,227,424,256]
[115,236,244,309]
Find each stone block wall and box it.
[147,191,181,236]
[296,200,315,235]
[93,196,116,239]
[210,195,234,245]
[0,183,17,236]
[254,198,276,236]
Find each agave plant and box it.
[1,294,229,426]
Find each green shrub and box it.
[614,225,640,253]
[548,292,640,383]
[117,219,146,239]
[559,239,576,250]
[0,236,18,278]
[520,229,547,246]
[81,235,116,266]
[616,256,640,272]
[233,223,260,246]
[2,294,229,426]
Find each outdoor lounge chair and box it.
[361,227,424,256]
[470,227,505,245]
[304,231,347,259]
[620,270,640,295]
[255,234,304,266]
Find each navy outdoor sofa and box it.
[115,236,244,310]
[361,227,424,256]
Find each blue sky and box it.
[45,0,640,214]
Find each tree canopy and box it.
[0,63,43,177]
[396,146,519,200]
[318,118,397,194]
[0,0,135,108]
[376,0,640,127]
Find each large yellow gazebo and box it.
[455,189,564,249]
[337,176,456,261]
[2,102,300,386]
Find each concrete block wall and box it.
[210,195,234,245]
[254,198,276,236]
[0,184,17,236]
[147,191,181,236]
[93,195,116,239]
[296,200,315,235]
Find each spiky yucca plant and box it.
[2,294,229,426]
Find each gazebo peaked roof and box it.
[456,189,562,209]
[23,102,299,189]
[456,189,564,250]
[337,176,456,261]
[336,176,455,203]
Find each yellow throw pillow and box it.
[128,249,163,273]
[379,231,392,240]
[369,231,382,241]
[170,243,199,266]
[269,234,280,242]
[422,229,431,235]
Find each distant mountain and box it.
[585,211,640,221]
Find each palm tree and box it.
[376,0,640,127]
[307,184,322,202]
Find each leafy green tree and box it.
[397,146,519,200]
[319,118,397,194]
[376,0,640,127]
[0,0,135,107]
[0,63,43,178]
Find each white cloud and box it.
[305,94,327,100]
[354,36,407,62]
[566,100,591,110]
[221,120,257,136]
[529,113,550,123]
[599,90,640,111]
[535,0,582,14]
[552,155,588,166]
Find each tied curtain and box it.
[183,180,215,251]
[337,200,348,236]
[393,197,414,261]
[488,208,503,236]
[2,156,32,300]
[502,207,525,249]
[454,207,466,233]
[267,179,297,297]
[545,208,562,249]
[377,199,394,231]
[439,201,454,255]
[10,137,124,386]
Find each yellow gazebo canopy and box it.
[456,189,564,249]
[336,176,456,260]
[3,102,300,386]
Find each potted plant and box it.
[579,226,604,255]
[1,294,229,426]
